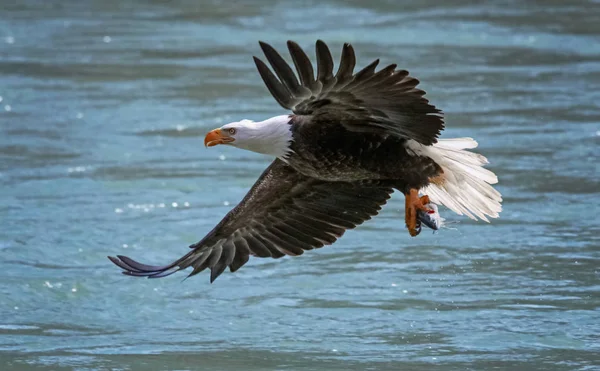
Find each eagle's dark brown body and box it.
[288,116,441,193]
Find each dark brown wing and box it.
[253,40,444,145]
[108,159,394,283]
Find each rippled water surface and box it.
[1,1,600,370]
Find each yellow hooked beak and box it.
[204,129,235,147]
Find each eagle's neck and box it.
[237,115,294,159]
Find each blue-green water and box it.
[1,1,599,370]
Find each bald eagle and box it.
[109,40,502,282]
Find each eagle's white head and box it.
[204,115,294,158]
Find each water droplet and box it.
[71,288,77,293]
[4,105,11,112]
[176,124,186,132]
[172,202,178,208]
[189,310,194,314]
[391,283,397,287]
[402,289,408,293]
[44,281,53,288]
[122,244,128,248]
[114,208,123,213]
[67,166,87,173]
[223,201,230,206]
[183,202,190,207]
[76,112,84,119]
[78,248,83,252]
[0,96,3,103]
[158,203,165,208]
[143,208,150,212]
[5,36,14,44]
[14,306,19,310]
[332,349,338,352]
[219,155,226,161]
[103,36,111,43]
[153,288,158,291]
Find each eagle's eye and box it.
[228,128,236,135]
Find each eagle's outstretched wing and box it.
[253,40,445,145]
[109,159,394,282]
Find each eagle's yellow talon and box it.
[405,189,431,237]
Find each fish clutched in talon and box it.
[416,202,446,234]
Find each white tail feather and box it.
[407,138,502,222]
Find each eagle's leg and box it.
[405,188,431,237]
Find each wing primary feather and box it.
[210,240,235,283]
[148,269,180,279]
[387,70,410,85]
[259,41,308,98]
[287,40,317,92]
[253,56,295,109]
[352,64,397,93]
[393,77,421,92]
[108,256,142,272]
[185,250,212,278]
[315,40,335,91]
[123,270,166,277]
[230,239,251,272]
[346,59,380,89]
[207,246,223,271]
[188,259,211,278]
[334,43,356,87]
[116,255,170,273]
[110,255,179,277]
